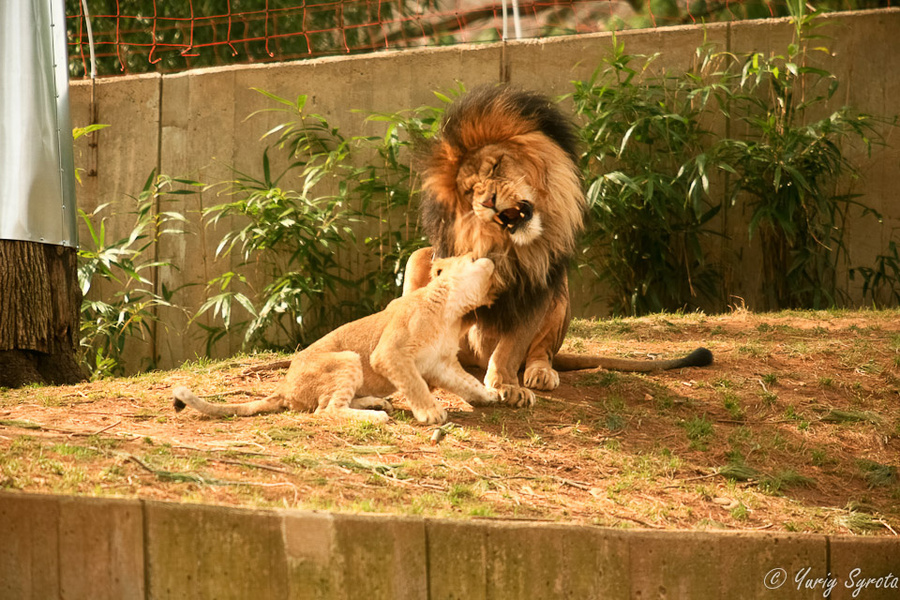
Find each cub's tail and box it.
[172,386,284,417]
[553,347,713,373]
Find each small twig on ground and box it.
[880,520,899,536]
[613,512,664,529]
[241,360,292,377]
[210,458,290,474]
[119,450,288,487]
[0,419,44,431]
[553,477,592,491]
[1,419,84,435]
[90,420,122,436]
[663,471,720,488]
[368,467,447,491]
[430,422,457,445]
[123,453,155,474]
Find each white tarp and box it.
[0,0,78,247]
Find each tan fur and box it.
[425,135,585,292]
[173,256,500,425]
[412,88,586,406]
[409,87,712,406]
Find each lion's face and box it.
[419,86,586,292]
[457,145,542,247]
[431,254,496,312]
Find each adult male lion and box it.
[404,85,712,408]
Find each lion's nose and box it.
[481,193,496,210]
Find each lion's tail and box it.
[172,386,284,417]
[553,347,713,373]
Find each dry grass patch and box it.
[1,309,899,534]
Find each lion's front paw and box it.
[496,385,535,408]
[523,365,560,391]
[412,403,449,425]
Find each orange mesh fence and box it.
[65,0,887,77]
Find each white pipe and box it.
[80,0,97,80]
[511,0,522,39]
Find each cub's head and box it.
[419,85,586,289]
[429,254,495,312]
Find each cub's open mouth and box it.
[493,201,533,233]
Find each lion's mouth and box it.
[493,201,533,233]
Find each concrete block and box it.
[156,67,243,365]
[144,501,289,599]
[333,513,428,600]
[717,532,828,599]
[829,536,900,600]
[57,495,145,600]
[627,530,720,599]
[506,21,730,95]
[427,519,490,600]
[0,492,145,600]
[484,522,629,600]
[427,519,630,600]
[283,511,342,600]
[70,74,163,373]
[283,511,429,600]
[0,492,61,599]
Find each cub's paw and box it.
[363,410,392,425]
[523,365,560,391]
[467,386,501,407]
[412,403,449,425]
[352,396,394,414]
[496,385,536,408]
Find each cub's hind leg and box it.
[301,351,392,424]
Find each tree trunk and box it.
[0,240,86,387]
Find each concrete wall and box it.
[1,491,898,599]
[69,9,900,370]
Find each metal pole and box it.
[0,0,78,247]
[511,0,522,39]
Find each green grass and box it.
[758,470,816,495]
[857,460,898,488]
[681,416,714,451]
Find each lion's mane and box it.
[418,85,586,332]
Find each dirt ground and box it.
[1,308,898,535]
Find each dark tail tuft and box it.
[172,386,189,412]
[684,347,713,368]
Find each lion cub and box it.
[173,255,499,424]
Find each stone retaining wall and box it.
[2,491,898,599]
